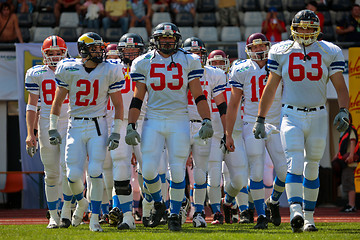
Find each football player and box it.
[49,32,125,232]
[126,23,213,231]
[254,10,349,232]
[227,33,288,229]
[25,36,73,229]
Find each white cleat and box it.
[290,204,304,233]
[47,215,60,229]
[192,212,207,228]
[117,212,136,230]
[72,199,89,227]
[90,215,104,232]
[304,211,318,232]
[142,198,154,219]
[180,198,190,225]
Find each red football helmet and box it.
[41,36,68,66]
[206,50,230,72]
[106,44,119,57]
[245,33,270,61]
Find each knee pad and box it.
[305,138,326,161]
[193,167,206,185]
[304,162,319,181]
[67,168,83,183]
[114,180,132,196]
[44,174,59,186]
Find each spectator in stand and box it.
[54,0,81,26]
[336,4,360,43]
[218,0,238,27]
[332,113,359,213]
[17,0,36,13]
[79,0,104,29]
[306,1,324,32]
[171,0,196,18]
[0,3,23,43]
[129,0,152,37]
[152,0,170,12]
[102,0,131,34]
[261,7,286,43]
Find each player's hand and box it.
[220,134,229,154]
[225,135,235,152]
[253,116,266,139]
[125,124,141,145]
[26,145,37,157]
[107,132,120,151]
[199,118,213,139]
[49,129,62,145]
[333,108,349,132]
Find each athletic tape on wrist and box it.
[26,104,37,112]
[49,114,59,130]
[112,119,122,134]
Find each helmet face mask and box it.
[206,50,230,72]
[41,36,68,67]
[117,33,145,64]
[152,22,182,55]
[245,33,270,61]
[183,37,207,64]
[291,10,320,45]
[77,32,105,63]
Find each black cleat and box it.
[223,203,232,224]
[149,201,166,228]
[253,215,268,229]
[168,214,181,231]
[142,216,150,227]
[108,207,123,227]
[211,212,224,225]
[99,213,109,224]
[231,207,239,223]
[291,215,304,233]
[59,218,71,228]
[266,198,281,226]
[248,209,254,223]
[239,209,251,224]
[304,224,318,232]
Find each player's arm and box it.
[330,71,349,109]
[26,92,39,147]
[214,93,227,133]
[128,81,147,124]
[110,91,124,121]
[257,72,281,118]
[189,78,211,120]
[225,87,242,152]
[50,86,68,129]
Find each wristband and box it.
[112,119,123,134]
[26,104,37,112]
[339,108,349,114]
[256,116,265,123]
[49,114,59,130]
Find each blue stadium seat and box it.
[175,12,194,27]
[264,0,283,11]
[152,12,171,27]
[20,28,31,42]
[196,0,216,13]
[179,27,195,40]
[197,27,218,42]
[59,12,79,28]
[286,0,305,12]
[241,0,260,12]
[36,12,56,27]
[197,12,217,27]
[37,0,56,12]
[128,27,149,42]
[321,25,336,42]
[33,27,55,42]
[104,28,123,42]
[221,26,242,41]
[330,0,352,11]
[58,27,78,42]
[243,11,263,27]
[335,11,348,26]
[17,13,33,28]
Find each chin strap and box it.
[168,54,177,68]
[302,43,311,61]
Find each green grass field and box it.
[1,222,360,240]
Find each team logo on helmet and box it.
[291,10,320,45]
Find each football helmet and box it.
[151,22,182,55]
[117,33,145,64]
[41,36,68,67]
[245,33,270,61]
[183,37,207,64]
[291,10,320,45]
[206,50,230,72]
[77,32,105,63]
[106,44,119,57]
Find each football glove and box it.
[253,116,266,139]
[220,134,229,154]
[49,129,62,145]
[333,108,350,132]
[199,118,213,139]
[125,124,141,145]
[26,145,37,157]
[106,133,120,151]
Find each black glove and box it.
[220,134,229,154]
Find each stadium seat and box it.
[175,12,194,27]
[264,0,283,11]
[104,28,123,42]
[33,27,55,42]
[0,172,23,203]
[178,27,195,40]
[320,11,332,26]
[36,12,56,27]
[128,27,149,42]
[321,25,336,42]
[152,12,171,27]
[244,26,262,40]
[243,12,263,27]
[17,13,33,28]
[196,0,216,13]
[286,0,305,12]
[330,0,352,11]
[335,11,348,26]
[197,12,217,27]
[241,0,260,12]
[220,26,241,41]
[20,28,31,42]
[37,0,56,12]
[197,27,218,42]
[59,12,79,28]
[223,45,238,59]
[58,27,78,42]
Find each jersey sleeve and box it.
[108,64,125,93]
[329,45,345,77]
[24,67,40,95]
[228,61,246,90]
[54,60,70,89]
[187,54,204,82]
[130,56,147,84]
[267,46,282,76]
[211,68,227,98]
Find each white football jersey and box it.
[25,65,69,119]
[229,59,282,124]
[267,40,345,107]
[55,58,124,118]
[188,65,226,121]
[131,49,203,119]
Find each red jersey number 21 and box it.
[75,79,99,106]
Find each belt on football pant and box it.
[190,119,202,123]
[73,116,106,136]
[282,104,325,112]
